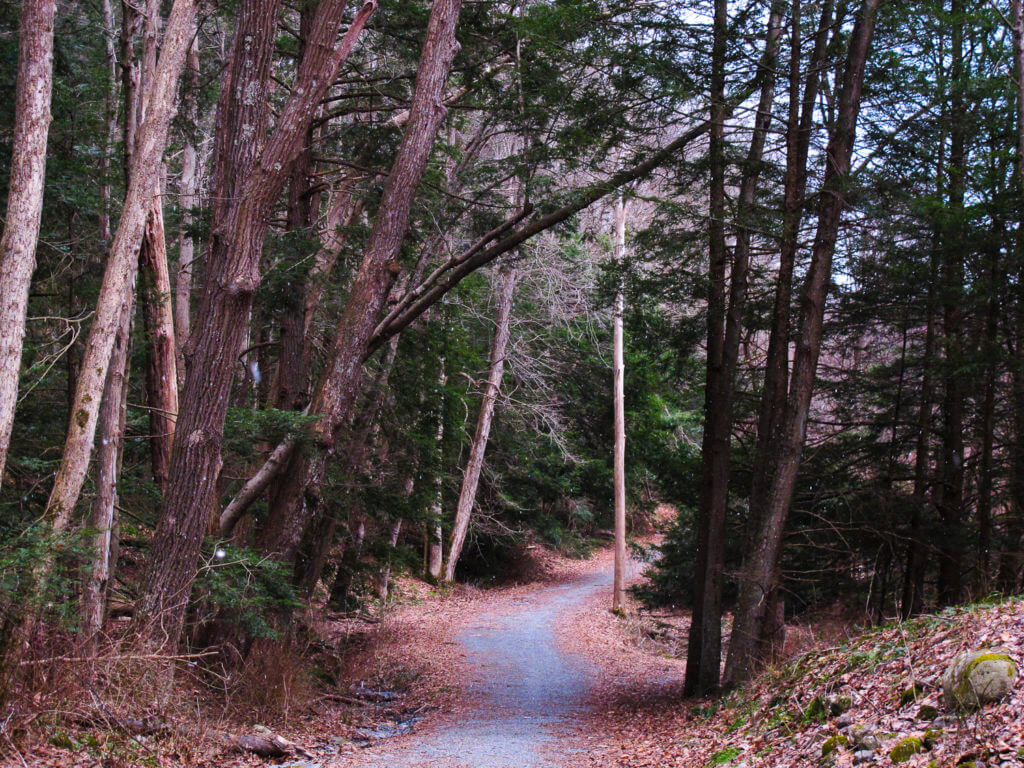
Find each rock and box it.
[852,749,875,764]
[916,704,940,721]
[941,649,1017,710]
[229,733,287,758]
[889,736,925,763]
[836,713,855,729]
[850,725,880,751]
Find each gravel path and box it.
[352,568,614,768]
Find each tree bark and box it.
[0,0,57,487]
[724,0,881,686]
[444,265,517,581]
[612,196,627,614]
[900,249,938,619]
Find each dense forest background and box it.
[0,0,1022,712]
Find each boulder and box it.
[850,724,880,751]
[941,649,1017,710]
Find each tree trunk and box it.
[444,265,517,581]
[82,303,132,650]
[174,28,200,386]
[936,0,966,607]
[976,228,1001,594]
[428,363,447,580]
[98,0,118,243]
[685,0,729,698]
[612,196,628,614]
[724,0,880,686]
[139,180,179,493]
[0,0,57,487]
[138,0,377,649]
[705,0,785,686]
[1004,0,1024,594]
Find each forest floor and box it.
[6,541,1024,767]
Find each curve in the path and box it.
[355,569,612,768]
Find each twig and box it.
[19,650,216,667]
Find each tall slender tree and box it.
[0,0,57,486]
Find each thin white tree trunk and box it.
[444,265,517,581]
[612,196,627,613]
[42,0,197,529]
[0,0,57,487]
[428,363,447,579]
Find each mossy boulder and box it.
[889,736,924,763]
[916,704,939,721]
[941,649,1017,710]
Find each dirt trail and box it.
[351,568,616,768]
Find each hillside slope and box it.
[570,596,1024,767]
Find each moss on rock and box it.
[889,736,924,762]
[941,649,1017,710]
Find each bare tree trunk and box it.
[976,230,1001,594]
[1004,0,1024,595]
[98,0,118,243]
[901,249,938,618]
[612,197,627,614]
[937,0,966,606]
[174,28,200,386]
[82,303,132,650]
[444,265,517,581]
[0,0,57,487]
[724,0,880,686]
[428,363,447,580]
[139,177,179,493]
[41,0,197,538]
[696,0,784,688]
[138,0,377,648]
[270,4,320,412]
[685,0,729,698]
